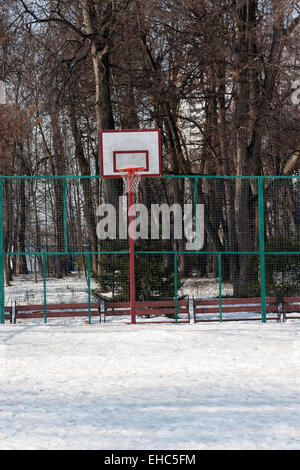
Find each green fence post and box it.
[174,254,178,324]
[43,254,47,324]
[258,177,267,323]
[0,178,4,324]
[218,253,223,323]
[87,254,91,324]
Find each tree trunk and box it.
[16,179,28,275]
[50,108,67,278]
[68,99,98,272]
[80,0,122,208]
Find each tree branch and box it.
[20,0,89,39]
[284,14,300,38]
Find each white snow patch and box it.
[4,274,98,306]
[5,274,232,307]
[179,277,233,298]
[0,321,300,450]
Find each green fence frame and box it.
[0,175,299,324]
[0,179,4,324]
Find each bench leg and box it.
[12,303,16,324]
[277,312,287,323]
[283,313,287,323]
[277,312,281,323]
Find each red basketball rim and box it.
[117,167,146,176]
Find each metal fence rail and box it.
[0,175,299,324]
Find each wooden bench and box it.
[4,306,12,322]
[104,300,190,323]
[281,297,300,322]
[13,302,102,322]
[193,297,278,322]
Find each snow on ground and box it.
[0,321,300,450]
[179,277,233,298]
[4,274,232,307]
[4,274,98,306]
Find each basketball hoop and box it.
[100,129,162,325]
[118,168,145,195]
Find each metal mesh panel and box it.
[195,178,259,253]
[265,254,300,299]
[264,178,300,252]
[135,253,176,302]
[92,253,130,303]
[0,175,299,324]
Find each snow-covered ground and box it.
[4,274,232,306]
[4,274,98,306]
[0,321,300,450]
[179,277,233,298]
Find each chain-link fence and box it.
[0,175,299,323]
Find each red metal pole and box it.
[128,179,136,324]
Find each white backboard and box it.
[100,129,162,178]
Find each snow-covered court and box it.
[0,321,300,450]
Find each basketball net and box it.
[118,168,144,198]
